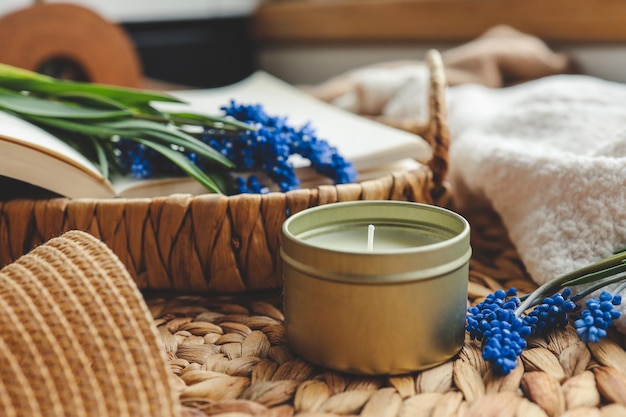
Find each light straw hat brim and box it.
[0,230,180,417]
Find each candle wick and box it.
[367,224,375,252]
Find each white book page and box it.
[0,110,103,178]
[159,71,432,172]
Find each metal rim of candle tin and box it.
[280,201,472,375]
[281,200,471,283]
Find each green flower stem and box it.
[515,250,626,317]
[133,112,252,132]
[87,135,109,179]
[614,281,626,297]
[515,277,565,317]
[573,273,626,300]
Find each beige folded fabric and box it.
[443,25,571,88]
[0,230,180,417]
[305,25,571,122]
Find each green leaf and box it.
[573,272,626,300]
[132,137,224,193]
[88,136,110,179]
[0,63,249,195]
[563,261,626,286]
[557,251,626,287]
[0,78,184,106]
[55,92,130,111]
[515,250,626,316]
[98,118,234,168]
[131,102,170,117]
[25,114,124,138]
[25,114,234,173]
[165,111,253,131]
[0,88,131,119]
[0,64,53,82]
[26,114,229,166]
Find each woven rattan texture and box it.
[0,50,449,294]
[0,167,434,293]
[0,231,180,417]
[150,209,626,417]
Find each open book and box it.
[0,71,431,199]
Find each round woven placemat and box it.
[3,208,626,416]
[148,207,626,417]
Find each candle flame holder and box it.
[281,200,471,375]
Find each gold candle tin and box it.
[280,201,471,375]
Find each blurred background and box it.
[0,0,259,88]
[1,0,626,88]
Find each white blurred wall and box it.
[257,42,626,85]
[2,1,625,85]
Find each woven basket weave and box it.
[0,50,450,294]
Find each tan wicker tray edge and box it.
[0,50,450,294]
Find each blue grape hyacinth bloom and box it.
[467,251,626,375]
[466,288,520,341]
[214,101,358,193]
[524,288,577,333]
[481,307,532,375]
[114,101,358,194]
[574,291,621,343]
[467,288,532,374]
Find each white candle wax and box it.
[367,224,375,252]
[302,224,442,252]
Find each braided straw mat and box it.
[4,210,626,417]
[146,207,626,417]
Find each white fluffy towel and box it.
[448,75,626,327]
[324,69,626,326]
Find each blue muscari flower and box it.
[216,101,357,192]
[289,122,358,185]
[466,288,520,341]
[113,101,358,194]
[466,288,532,374]
[222,102,271,126]
[469,252,626,375]
[481,308,531,375]
[115,137,190,178]
[115,139,157,178]
[470,286,621,375]
[573,291,621,343]
[523,288,578,334]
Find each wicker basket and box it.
[0,50,450,294]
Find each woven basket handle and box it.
[424,49,450,201]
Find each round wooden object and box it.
[0,3,142,87]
